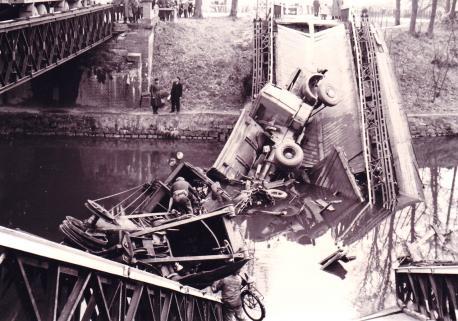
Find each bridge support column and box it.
[140,0,154,25]
[69,0,82,9]
[54,0,69,12]
[36,3,48,15]
[18,3,38,18]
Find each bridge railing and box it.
[0,4,123,95]
[0,226,223,321]
[395,264,458,320]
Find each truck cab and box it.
[211,83,314,182]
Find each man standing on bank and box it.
[170,77,183,113]
[150,78,160,114]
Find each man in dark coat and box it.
[313,0,320,16]
[149,78,160,114]
[170,77,183,113]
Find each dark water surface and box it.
[0,135,456,319]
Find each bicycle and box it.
[241,274,266,321]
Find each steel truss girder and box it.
[0,5,121,95]
[252,17,274,99]
[0,249,223,321]
[350,16,398,210]
[396,271,458,320]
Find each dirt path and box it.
[387,24,458,114]
[151,17,253,112]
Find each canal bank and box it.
[0,107,456,140]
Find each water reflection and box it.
[0,136,223,241]
[0,135,456,319]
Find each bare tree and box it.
[446,0,451,13]
[194,0,203,18]
[395,0,401,25]
[449,0,457,19]
[427,0,439,37]
[410,0,419,35]
[431,23,456,101]
[230,0,238,17]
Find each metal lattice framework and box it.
[350,16,397,210]
[396,265,458,320]
[0,5,123,95]
[252,17,273,99]
[0,227,223,321]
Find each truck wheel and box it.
[275,142,304,168]
[266,189,288,200]
[317,81,341,106]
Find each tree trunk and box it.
[395,0,401,25]
[445,0,451,13]
[229,0,238,17]
[409,0,419,35]
[427,0,438,37]
[193,0,203,18]
[450,0,457,19]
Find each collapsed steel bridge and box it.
[0,4,123,95]
[0,226,223,321]
[395,264,458,321]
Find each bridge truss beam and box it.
[396,265,458,321]
[0,5,123,95]
[0,227,223,321]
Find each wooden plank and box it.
[131,207,233,237]
[139,254,244,264]
[302,197,323,223]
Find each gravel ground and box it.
[386,23,458,114]
[151,17,253,112]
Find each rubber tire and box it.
[266,189,288,200]
[300,73,323,105]
[241,290,266,321]
[275,141,304,168]
[317,81,341,106]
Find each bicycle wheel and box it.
[241,290,266,321]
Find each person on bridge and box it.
[168,177,197,214]
[313,0,320,17]
[212,272,246,321]
[150,78,161,114]
[331,0,343,19]
[188,1,193,17]
[170,77,183,113]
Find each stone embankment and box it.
[0,108,239,141]
[0,108,456,141]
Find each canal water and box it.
[0,135,456,319]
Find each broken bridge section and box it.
[396,264,458,320]
[0,5,123,95]
[0,226,223,321]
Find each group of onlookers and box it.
[156,0,194,21]
[125,0,141,23]
[178,1,194,18]
[312,0,343,20]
